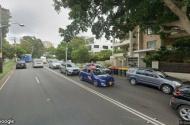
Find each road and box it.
[0,63,179,125]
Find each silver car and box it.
[59,63,80,76]
[126,67,182,94]
[49,60,61,69]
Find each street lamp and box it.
[0,23,24,73]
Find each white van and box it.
[33,59,43,68]
[40,56,47,64]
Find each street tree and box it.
[55,41,66,60]
[1,6,12,38]
[21,36,45,58]
[71,45,90,65]
[53,0,190,41]
[20,41,32,54]
[2,39,14,59]
[15,46,26,58]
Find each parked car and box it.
[49,60,61,69]
[126,67,182,94]
[40,56,47,64]
[85,63,111,75]
[33,59,43,68]
[60,62,80,76]
[16,61,26,69]
[170,82,190,121]
[79,66,115,87]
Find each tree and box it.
[71,45,90,64]
[95,50,112,61]
[46,46,56,55]
[20,41,32,54]
[15,46,26,58]
[53,0,190,41]
[55,41,66,60]
[67,37,86,60]
[21,36,45,58]
[1,6,12,38]
[2,39,14,59]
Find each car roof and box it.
[130,67,160,71]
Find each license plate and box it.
[109,82,112,85]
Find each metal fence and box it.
[159,62,190,73]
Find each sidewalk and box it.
[166,72,190,81]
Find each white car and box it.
[33,59,43,68]
[49,60,61,69]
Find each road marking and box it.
[44,67,165,125]
[35,77,40,83]
[0,75,12,91]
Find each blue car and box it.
[79,67,115,87]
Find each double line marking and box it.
[0,71,14,91]
[45,67,165,125]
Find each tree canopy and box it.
[53,0,190,41]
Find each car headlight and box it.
[68,69,72,72]
[173,81,181,86]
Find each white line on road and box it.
[44,67,165,125]
[35,77,40,83]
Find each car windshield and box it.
[52,60,59,63]
[155,70,168,78]
[95,65,103,69]
[92,69,107,75]
[67,63,77,68]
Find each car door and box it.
[144,70,160,87]
[81,69,88,81]
[136,69,147,84]
[86,69,93,83]
[62,64,66,73]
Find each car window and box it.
[136,69,145,75]
[82,69,87,72]
[129,68,136,73]
[35,59,43,62]
[93,69,107,75]
[154,70,168,78]
[145,70,156,77]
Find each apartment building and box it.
[84,36,113,53]
[43,41,54,48]
[111,26,162,67]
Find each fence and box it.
[159,62,190,73]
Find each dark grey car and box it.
[126,67,182,94]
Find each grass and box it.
[0,62,16,79]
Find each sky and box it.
[0,0,104,47]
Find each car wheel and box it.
[178,105,190,121]
[49,65,51,68]
[130,78,137,86]
[79,75,83,81]
[66,71,68,76]
[41,66,43,68]
[161,84,173,94]
[93,80,98,87]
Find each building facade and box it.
[111,26,162,67]
[43,41,54,48]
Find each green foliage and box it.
[45,46,56,55]
[143,38,190,64]
[55,41,66,60]
[22,36,45,58]
[20,41,32,54]
[94,50,112,61]
[104,62,112,67]
[71,45,90,64]
[114,49,127,54]
[53,0,190,41]
[2,39,14,59]
[1,7,12,38]
[16,46,26,58]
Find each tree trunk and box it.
[179,15,190,35]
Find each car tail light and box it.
[174,90,182,94]
[172,98,178,102]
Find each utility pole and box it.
[65,42,67,62]
[13,37,17,62]
[0,5,3,73]
[31,46,33,57]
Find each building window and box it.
[111,46,112,48]
[147,28,153,35]
[147,41,157,49]
[128,58,138,67]
[94,45,99,48]
[103,46,108,49]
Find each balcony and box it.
[113,39,130,47]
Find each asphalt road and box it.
[0,63,180,125]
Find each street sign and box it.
[0,53,2,58]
